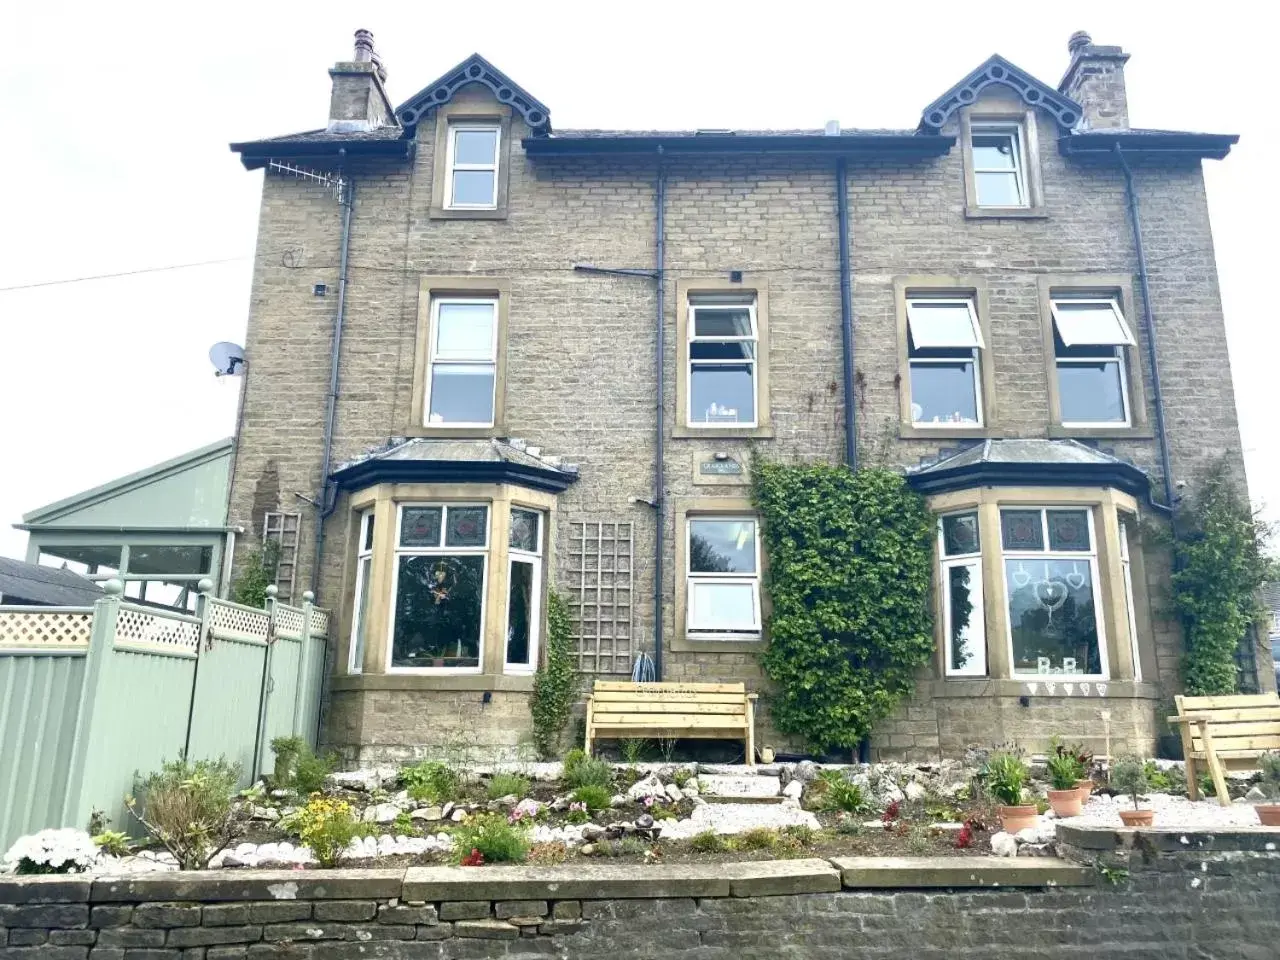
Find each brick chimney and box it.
[1058,31,1131,129]
[327,29,396,133]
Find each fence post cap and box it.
[197,577,214,594]
[102,578,124,597]
[265,585,279,599]
[303,590,316,603]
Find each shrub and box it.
[736,827,779,851]
[392,811,415,836]
[1143,760,1173,793]
[620,739,649,764]
[92,831,131,858]
[293,795,360,867]
[487,773,531,800]
[618,836,651,857]
[1109,757,1149,810]
[672,768,695,789]
[782,824,818,847]
[528,841,568,865]
[814,770,871,814]
[230,540,280,608]
[689,830,728,853]
[905,823,933,855]
[753,462,935,752]
[127,756,240,870]
[530,591,579,758]
[1046,753,1084,791]
[1259,751,1280,800]
[834,817,863,837]
[451,814,529,864]
[571,784,613,812]
[3,829,98,874]
[983,751,1029,807]
[401,761,461,804]
[270,736,336,795]
[563,749,613,790]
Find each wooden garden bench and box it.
[584,681,759,765]
[1169,693,1280,806]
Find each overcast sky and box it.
[1,2,1273,560]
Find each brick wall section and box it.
[227,75,1251,759]
[2,844,1278,959]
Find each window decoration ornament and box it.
[395,53,551,132]
[919,54,1081,132]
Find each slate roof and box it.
[0,557,104,607]
[913,438,1133,470]
[906,439,1151,499]
[330,437,579,494]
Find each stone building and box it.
[227,29,1261,765]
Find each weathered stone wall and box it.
[2,843,1277,959]
[226,66,1250,760]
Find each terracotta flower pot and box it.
[1256,804,1280,827]
[1048,789,1084,818]
[1119,808,1154,828]
[998,804,1040,834]
[1074,779,1094,802]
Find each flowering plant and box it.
[3,828,99,875]
[565,801,589,825]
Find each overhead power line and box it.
[0,257,251,293]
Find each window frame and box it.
[385,502,491,675]
[905,296,986,429]
[1000,506,1110,681]
[939,510,988,678]
[969,121,1029,209]
[423,295,499,429]
[685,514,762,637]
[347,510,375,675]
[444,122,501,211]
[960,105,1044,220]
[503,507,544,674]
[687,297,760,430]
[1118,518,1142,684]
[1051,296,1135,428]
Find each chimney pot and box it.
[1059,33,1131,129]
[328,28,396,133]
[1068,30,1093,55]
[354,29,375,62]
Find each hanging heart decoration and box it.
[1025,682,1039,695]
[1035,579,1068,614]
[1063,682,1074,695]
[1066,568,1086,591]
[1096,683,1108,697]
[1045,682,1057,696]
[1079,684,1090,696]
[1012,564,1032,589]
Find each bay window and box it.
[347,510,374,674]
[940,511,986,676]
[686,517,761,636]
[388,503,490,672]
[688,297,758,427]
[1000,507,1106,678]
[1051,297,1135,427]
[906,297,985,426]
[505,508,543,672]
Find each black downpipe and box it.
[653,153,666,680]
[1114,145,1176,510]
[836,158,857,469]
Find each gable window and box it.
[971,122,1027,208]
[940,511,986,676]
[1001,507,1107,679]
[347,510,375,674]
[687,296,758,427]
[1051,297,1135,426]
[426,297,498,427]
[505,508,543,673]
[686,517,760,636]
[388,503,489,672]
[445,124,500,210]
[906,297,985,426]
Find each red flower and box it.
[461,848,485,867]
[881,800,901,829]
[955,824,973,849]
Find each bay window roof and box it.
[330,437,579,494]
[907,438,1150,499]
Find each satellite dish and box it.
[209,342,245,377]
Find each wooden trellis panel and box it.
[567,521,634,674]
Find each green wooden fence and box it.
[0,582,329,850]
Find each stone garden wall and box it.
[3,831,1279,959]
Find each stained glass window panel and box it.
[445,506,488,547]
[1001,510,1045,551]
[400,507,442,548]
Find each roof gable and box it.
[920,54,1081,132]
[395,53,551,133]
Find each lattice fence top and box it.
[114,606,200,656]
[0,609,94,650]
[273,604,306,640]
[567,520,634,674]
[207,599,271,643]
[308,608,331,638]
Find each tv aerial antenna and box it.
[209,342,246,377]
[267,161,347,203]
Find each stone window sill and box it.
[428,206,508,221]
[672,426,775,441]
[900,424,1005,441]
[928,678,1160,699]
[670,635,766,654]
[1047,424,1154,441]
[964,206,1049,220]
[402,426,507,439]
[331,673,534,693]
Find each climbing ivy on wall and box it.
[531,590,579,759]
[230,540,280,609]
[1166,458,1275,695]
[752,459,936,753]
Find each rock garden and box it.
[6,736,1280,877]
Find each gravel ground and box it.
[1070,792,1269,829]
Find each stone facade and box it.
[225,33,1261,765]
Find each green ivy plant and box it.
[531,590,579,759]
[1162,458,1275,695]
[752,460,935,753]
[230,540,280,608]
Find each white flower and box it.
[2,828,99,874]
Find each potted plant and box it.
[986,750,1037,833]
[1254,751,1280,826]
[1046,752,1085,817]
[1051,737,1095,801]
[1109,756,1154,827]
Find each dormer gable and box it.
[920,54,1081,133]
[395,53,551,133]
